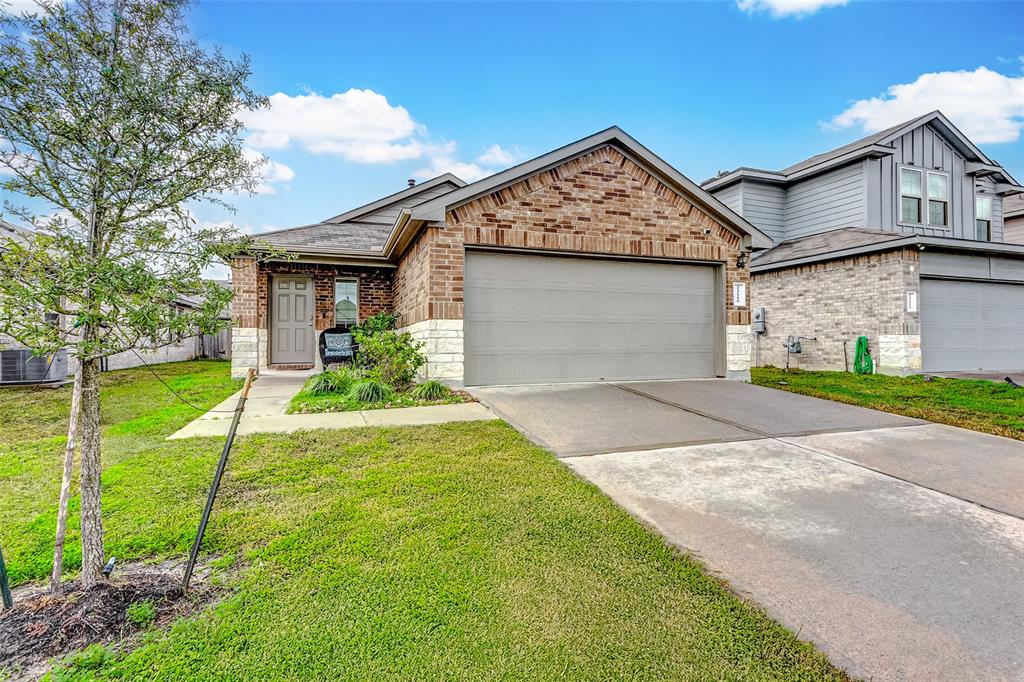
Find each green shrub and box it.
[353,313,425,390]
[304,367,360,395]
[353,312,398,336]
[348,379,395,405]
[126,599,157,628]
[410,380,452,401]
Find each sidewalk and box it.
[168,370,493,439]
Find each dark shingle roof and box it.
[752,228,906,267]
[256,175,465,255]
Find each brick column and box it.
[230,257,261,378]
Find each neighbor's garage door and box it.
[921,278,1024,371]
[463,251,718,386]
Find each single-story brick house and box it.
[230,127,772,384]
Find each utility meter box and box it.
[752,307,766,334]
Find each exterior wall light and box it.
[737,251,749,269]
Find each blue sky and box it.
[6,0,1024,238]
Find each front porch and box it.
[230,258,394,377]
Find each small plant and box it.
[348,379,395,404]
[410,380,452,401]
[304,367,360,395]
[58,643,116,673]
[126,599,157,628]
[352,312,425,390]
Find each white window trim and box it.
[333,278,359,326]
[898,165,951,230]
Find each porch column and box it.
[230,257,260,378]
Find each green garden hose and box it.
[854,335,873,374]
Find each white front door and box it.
[271,277,314,364]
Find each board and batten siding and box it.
[864,123,1003,240]
[782,163,865,239]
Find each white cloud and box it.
[242,88,521,184]
[736,0,847,18]
[242,90,424,163]
[242,148,295,196]
[413,141,492,182]
[829,66,1024,144]
[477,144,524,167]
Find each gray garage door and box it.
[464,251,718,386]
[921,278,1024,371]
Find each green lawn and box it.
[752,367,1024,440]
[2,361,846,680]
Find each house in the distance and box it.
[0,220,231,383]
[703,111,1024,374]
[1004,193,1024,245]
[231,127,772,384]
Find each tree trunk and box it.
[78,356,104,589]
[50,365,84,594]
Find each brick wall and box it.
[393,228,432,327]
[751,248,921,372]
[400,145,750,325]
[231,257,258,328]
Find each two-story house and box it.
[703,111,1024,375]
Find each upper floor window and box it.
[334,279,358,327]
[900,167,949,227]
[900,168,922,224]
[976,195,992,241]
[927,172,948,227]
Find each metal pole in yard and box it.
[182,368,254,592]
[0,545,12,609]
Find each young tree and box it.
[0,0,268,589]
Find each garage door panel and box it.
[464,251,718,385]
[921,279,1024,372]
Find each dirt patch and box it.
[0,561,221,680]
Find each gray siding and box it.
[863,123,1002,241]
[783,163,864,238]
[714,183,742,214]
[741,181,786,241]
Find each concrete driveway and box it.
[473,380,1024,682]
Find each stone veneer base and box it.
[726,324,753,381]
[400,319,464,382]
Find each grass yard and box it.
[752,367,1024,440]
[1,361,846,680]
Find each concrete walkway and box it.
[168,370,493,439]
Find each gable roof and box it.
[411,126,773,250]
[703,111,1021,192]
[255,174,465,256]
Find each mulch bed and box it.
[1,563,219,680]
